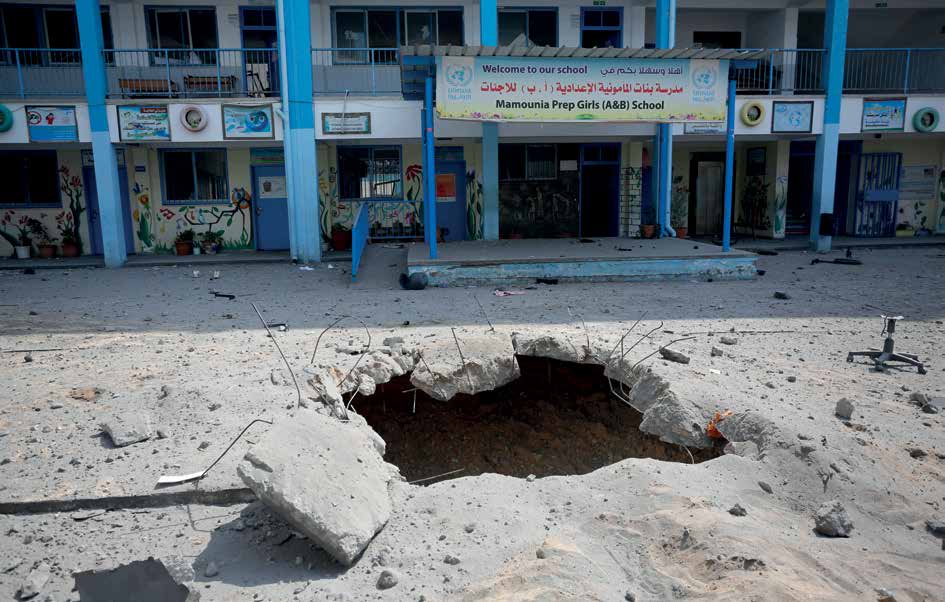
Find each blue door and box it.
[854,152,901,238]
[435,160,467,242]
[83,166,135,255]
[252,164,290,250]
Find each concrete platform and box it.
[406,237,757,286]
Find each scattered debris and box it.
[70,387,100,401]
[710,347,723,357]
[16,562,49,600]
[74,558,191,602]
[658,347,690,364]
[100,413,152,447]
[212,291,236,300]
[204,561,219,577]
[773,291,791,300]
[810,258,862,266]
[707,410,732,439]
[157,418,272,486]
[758,481,773,494]
[493,288,526,297]
[535,277,558,285]
[814,500,853,537]
[399,272,428,290]
[376,569,399,590]
[728,504,747,517]
[835,398,855,420]
[908,448,927,459]
[719,336,738,346]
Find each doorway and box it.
[788,140,862,236]
[240,7,279,96]
[853,152,901,237]
[688,153,725,237]
[580,144,620,238]
[435,160,467,242]
[83,164,135,256]
[251,163,290,250]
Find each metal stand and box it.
[847,315,926,374]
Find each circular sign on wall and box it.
[179,105,208,132]
[913,107,939,133]
[740,101,765,127]
[0,104,13,133]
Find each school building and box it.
[0,0,942,278]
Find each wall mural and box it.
[938,170,945,234]
[174,188,253,249]
[58,165,86,253]
[466,169,483,240]
[499,173,579,238]
[773,175,788,238]
[318,166,338,243]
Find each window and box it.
[500,144,557,181]
[0,151,60,207]
[0,6,111,64]
[498,9,556,47]
[692,31,741,49]
[146,7,219,64]
[580,8,622,48]
[337,146,402,200]
[162,150,228,204]
[332,8,463,52]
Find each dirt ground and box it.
[0,244,944,601]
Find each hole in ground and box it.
[354,356,721,482]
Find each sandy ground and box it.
[0,245,943,601]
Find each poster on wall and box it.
[771,101,813,133]
[25,106,78,142]
[321,112,371,135]
[436,56,730,122]
[435,173,457,202]
[683,122,725,134]
[899,165,937,198]
[250,148,284,165]
[257,175,286,199]
[862,98,906,132]
[223,104,274,139]
[118,105,170,141]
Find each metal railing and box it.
[312,48,400,96]
[0,48,85,97]
[732,47,945,95]
[104,48,280,98]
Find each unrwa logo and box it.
[692,66,717,89]
[445,63,472,87]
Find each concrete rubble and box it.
[99,412,152,447]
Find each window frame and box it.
[159,148,230,206]
[330,7,464,51]
[499,143,558,182]
[497,7,558,48]
[336,145,404,202]
[579,7,623,48]
[144,5,219,65]
[0,150,62,209]
[0,4,111,65]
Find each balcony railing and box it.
[733,48,945,95]
[104,48,280,98]
[312,48,400,96]
[0,48,85,97]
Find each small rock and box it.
[728,504,747,517]
[925,519,945,536]
[464,523,476,533]
[526,474,536,482]
[17,562,50,600]
[70,387,100,401]
[156,429,168,439]
[908,391,929,405]
[198,441,211,451]
[764,382,776,389]
[382,336,404,347]
[719,336,738,346]
[907,448,927,459]
[443,555,460,565]
[204,562,219,578]
[208,402,222,411]
[710,347,723,357]
[24,354,33,363]
[758,481,773,494]
[921,403,939,415]
[536,548,547,559]
[835,398,855,420]
[625,594,636,602]
[773,291,791,300]
[659,347,690,364]
[786,375,797,383]
[99,413,152,447]
[814,500,853,537]
[376,569,399,590]
[875,588,897,602]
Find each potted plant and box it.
[200,230,224,254]
[640,205,657,239]
[671,200,688,239]
[14,229,31,259]
[60,231,80,257]
[174,229,196,256]
[331,225,351,251]
[34,220,57,259]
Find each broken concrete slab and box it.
[814,500,853,537]
[237,411,400,566]
[410,335,520,401]
[73,558,195,602]
[658,348,690,364]
[99,413,152,447]
[16,562,49,600]
[511,332,592,364]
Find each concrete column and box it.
[781,8,799,95]
[277,0,320,262]
[628,7,646,48]
[480,0,499,240]
[655,0,676,238]
[773,139,791,239]
[810,0,848,252]
[76,0,126,267]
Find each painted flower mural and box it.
[58,165,85,253]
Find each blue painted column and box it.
[76,0,126,267]
[655,0,676,238]
[480,0,499,240]
[810,0,848,252]
[277,0,320,263]
[424,75,438,258]
[722,77,736,251]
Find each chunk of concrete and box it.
[814,500,853,537]
[237,411,399,566]
[511,332,591,364]
[17,562,49,600]
[74,558,196,602]
[410,335,520,401]
[99,412,152,447]
[835,398,855,420]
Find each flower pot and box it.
[895,228,915,238]
[193,246,201,255]
[15,245,30,259]
[38,244,56,259]
[174,241,194,256]
[61,242,80,258]
[641,224,657,239]
[331,229,351,251]
[674,226,688,239]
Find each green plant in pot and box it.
[31,218,57,258]
[174,229,196,256]
[56,211,81,257]
[671,199,689,238]
[200,230,224,254]
[640,204,657,239]
[14,216,32,259]
[332,225,351,251]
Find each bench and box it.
[118,78,179,98]
[184,75,238,96]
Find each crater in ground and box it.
[354,356,721,482]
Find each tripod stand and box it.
[847,315,926,374]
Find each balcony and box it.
[732,48,945,95]
[312,48,401,96]
[0,49,85,97]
